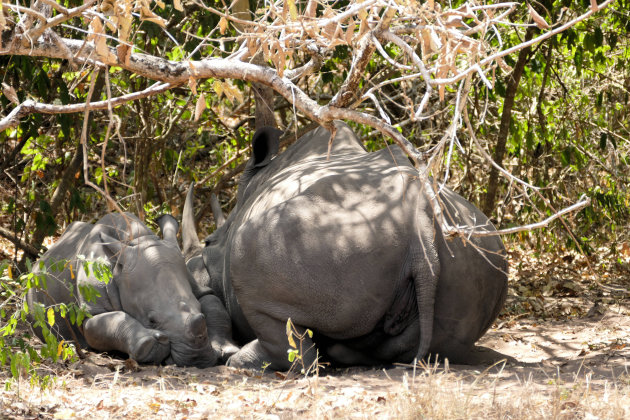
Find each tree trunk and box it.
[482,27,537,216]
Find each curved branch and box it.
[0,83,176,131]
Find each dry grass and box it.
[1,353,629,419]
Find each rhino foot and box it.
[130,331,171,364]
[211,338,240,364]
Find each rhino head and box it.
[98,230,217,368]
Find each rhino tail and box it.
[182,182,202,261]
[411,200,441,363]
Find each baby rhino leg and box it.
[83,311,170,363]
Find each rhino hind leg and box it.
[83,311,170,363]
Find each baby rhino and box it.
[27,213,219,367]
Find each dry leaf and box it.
[219,16,228,35]
[286,0,298,21]
[194,93,206,121]
[188,76,197,95]
[213,80,224,97]
[444,13,463,28]
[100,0,115,15]
[155,0,165,8]
[117,44,132,65]
[118,15,133,43]
[345,18,355,45]
[590,0,599,11]
[247,38,258,57]
[224,81,243,104]
[89,17,117,63]
[140,5,167,28]
[174,0,183,12]
[527,3,550,30]
[305,0,317,18]
[2,83,19,105]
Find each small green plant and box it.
[285,318,318,376]
[0,256,111,391]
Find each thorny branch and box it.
[0,0,616,234]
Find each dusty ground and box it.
[0,244,629,419]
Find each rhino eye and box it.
[147,313,159,328]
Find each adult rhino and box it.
[183,122,508,371]
[27,213,221,368]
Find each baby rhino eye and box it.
[147,313,159,329]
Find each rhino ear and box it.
[99,232,138,271]
[99,232,123,255]
[251,127,282,168]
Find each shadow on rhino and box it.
[183,122,509,371]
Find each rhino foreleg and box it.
[83,311,171,363]
[198,294,239,363]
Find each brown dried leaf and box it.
[219,16,228,35]
[527,3,550,30]
[194,93,206,121]
[345,18,355,45]
[174,0,184,12]
[118,15,133,43]
[444,13,463,28]
[140,6,167,28]
[2,83,19,105]
[305,0,317,18]
[100,0,115,15]
[116,44,132,66]
[224,81,244,104]
[590,0,599,11]
[188,76,197,95]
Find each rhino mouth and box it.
[168,340,218,368]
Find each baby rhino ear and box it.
[99,232,138,271]
[99,232,123,255]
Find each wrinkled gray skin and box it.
[183,122,508,371]
[27,213,218,368]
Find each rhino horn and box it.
[156,214,180,249]
[182,182,203,261]
[210,193,226,228]
[189,313,207,338]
